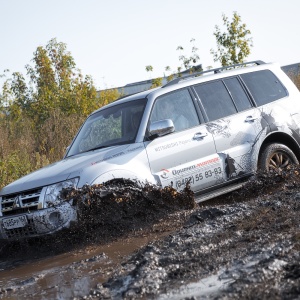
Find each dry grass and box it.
[286,71,300,90]
[0,110,85,189]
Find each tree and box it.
[146,38,202,85]
[145,65,153,73]
[145,65,162,88]
[1,38,106,157]
[24,38,98,122]
[177,38,200,73]
[211,12,253,66]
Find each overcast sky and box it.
[1,0,299,89]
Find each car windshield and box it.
[67,98,147,157]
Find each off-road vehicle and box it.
[1,60,300,240]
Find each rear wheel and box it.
[259,143,298,172]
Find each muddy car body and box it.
[1,61,300,240]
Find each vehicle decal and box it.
[127,145,144,152]
[261,111,277,133]
[160,169,170,179]
[257,108,300,148]
[154,138,193,152]
[230,132,256,146]
[206,119,231,138]
[174,165,224,189]
[224,154,246,179]
[159,157,223,189]
[155,142,178,152]
[163,157,221,178]
[172,165,197,176]
[92,145,144,165]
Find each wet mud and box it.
[0,169,300,299]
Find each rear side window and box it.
[240,70,287,106]
[194,80,237,121]
[224,77,252,111]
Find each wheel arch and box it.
[90,169,157,187]
[258,132,300,162]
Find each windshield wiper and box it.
[86,140,129,153]
[86,145,110,152]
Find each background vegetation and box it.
[0,12,299,190]
[146,11,253,83]
[0,38,120,189]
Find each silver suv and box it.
[1,61,300,240]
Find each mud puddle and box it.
[0,182,195,299]
[0,234,170,299]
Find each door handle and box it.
[193,132,208,140]
[245,116,257,123]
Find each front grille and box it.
[3,218,38,239]
[1,188,42,216]
[2,206,39,216]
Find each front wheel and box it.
[259,143,299,172]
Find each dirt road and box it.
[0,169,299,299]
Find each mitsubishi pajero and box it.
[1,60,300,240]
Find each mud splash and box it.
[84,167,300,299]
[1,168,300,299]
[0,181,196,299]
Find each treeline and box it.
[0,39,120,189]
[1,34,300,190]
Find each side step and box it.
[194,182,245,203]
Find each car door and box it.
[144,88,225,192]
[193,77,261,180]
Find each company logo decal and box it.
[160,169,170,179]
[13,196,21,208]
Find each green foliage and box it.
[145,65,153,73]
[0,151,50,189]
[98,88,121,106]
[211,12,253,66]
[150,77,163,88]
[145,65,163,88]
[23,38,99,121]
[146,39,202,83]
[177,38,200,72]
[0,38,120,189]
[164,39,201,81]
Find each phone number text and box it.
[175,167,222,189]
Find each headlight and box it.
[44,178,79,207]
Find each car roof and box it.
[92,60,280,115]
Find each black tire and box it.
[259,143,299,172]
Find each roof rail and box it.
[162,60,266,88]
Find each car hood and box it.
[0,145,131,196]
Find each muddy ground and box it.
[0,169,299,299]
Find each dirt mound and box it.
[64,180,196,242]
[84,167,300,299]
[0,181,196,262]
[1,168,300,299]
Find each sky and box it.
[1,0,300,90]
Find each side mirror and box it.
[149,119,175,139]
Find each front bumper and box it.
[0,202,77,240]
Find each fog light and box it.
[49,212,62,226]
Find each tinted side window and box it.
[240,70,287,106]
[194,80,237,121]
[150,89,199,132]
[224,77,252,111]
